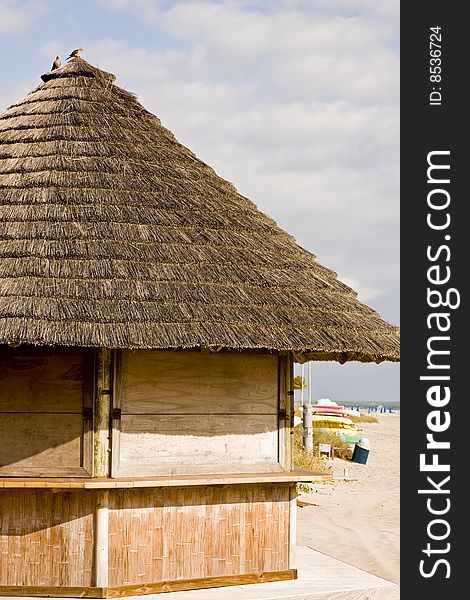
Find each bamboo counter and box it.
[0,471,329,598]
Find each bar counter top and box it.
[0,469,331,489]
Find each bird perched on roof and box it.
[67,48,83,60]
[51,56,61,70]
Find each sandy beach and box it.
[297,413,400,584]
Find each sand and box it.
[296,413,400,584]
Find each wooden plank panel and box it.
[108,484,290,587]
[0,347,86,413]
[0,414,83,471]
[82,355,94,476]
[116,414,279,476]
[120,351,278,415]
[0,490,94,587]
[111,351,123,477]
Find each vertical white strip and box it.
[308,361,312,404]
[289,484,297,569]
[93,490,109,588]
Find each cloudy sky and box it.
[0,0,399,405]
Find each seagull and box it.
[67,48,83,60]
[51,56,61,70]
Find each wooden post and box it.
[93,490,109,587]
[279,352,287,470]
[279,352,294,471]
[287,352,295,470]
[94,348,112,478]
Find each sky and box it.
[0,0,399,405]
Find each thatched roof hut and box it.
[0,57,399,364]
[0,56,399,598]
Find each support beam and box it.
[278,353,287,470]
[94,348,112,478]
[287,352,295,470]
[93,490,109,588]
[279,351,295,471]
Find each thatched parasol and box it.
[0,58,399,363]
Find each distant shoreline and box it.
[294,400,400,411]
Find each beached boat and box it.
[312,414,361,443]
[312,404,361,418]
[314,414,353,424]
[312,405,350,417]
[295,406,361,442]
[312,414,357,430]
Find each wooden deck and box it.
[130,545,399,599]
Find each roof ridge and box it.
[40,57,116,83]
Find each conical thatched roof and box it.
[0,58,399,363]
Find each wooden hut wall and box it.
[0,346,93,477]
[112,351,282,477]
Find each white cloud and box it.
[96,0,163,21]
[0,0,46,33]
[88,39,183,80]
[98,0,399,21]
[317,0,399,19]
[95,1,398,106]
[156,4,398,102]
[162,2,272,55]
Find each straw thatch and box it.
[0,58,399,363]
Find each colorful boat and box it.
[312,404,362,417]
[312,414,356,429]
[312,404,349,415]
[312,406,350,419]
[312,414,360,443]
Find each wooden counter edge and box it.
[0,470,331,489]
